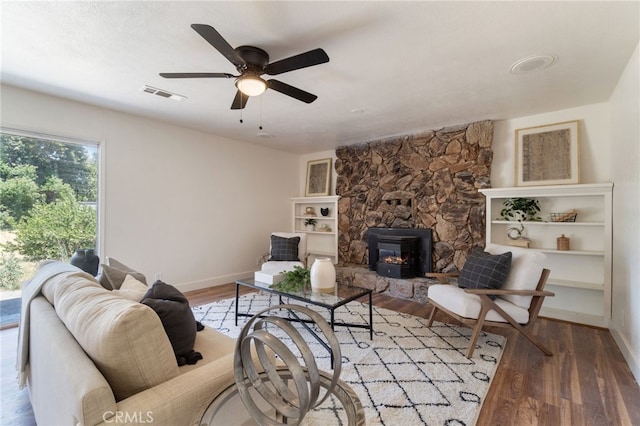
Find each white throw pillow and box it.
[113,274,148,302]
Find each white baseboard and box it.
[609,326,640,385]
[175,270,255,293]
[539,307,605,327]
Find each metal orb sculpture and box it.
[233,304,342,425]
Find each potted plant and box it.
[499,198,542,222]
[270,265,310,292]
[304,218,317,231]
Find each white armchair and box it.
[260,232,308,277]
[426,243,554,358]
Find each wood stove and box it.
[376,236,419,278]
[366,228,433,278]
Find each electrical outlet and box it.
[155,272,163,281]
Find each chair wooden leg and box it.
[466,303,490,358]
[427,304,439,327]
[479,295,553,356]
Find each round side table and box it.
[201,368,364,426]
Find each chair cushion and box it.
[269,235,301,261]
[458,248,512,297]
[485,243,546,309]
[428,284,530,324]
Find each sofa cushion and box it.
[485,243,546,309]
[458,248,512,298]
[268,235,300,261]
[43,271,179,401]
[98,258,147,290]
[141,281,198,363]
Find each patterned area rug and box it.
[193,292,505,425]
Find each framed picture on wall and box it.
[515,120,580,186]
[305,158,332,196]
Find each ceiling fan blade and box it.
[159,72,234,79]
[231,90,249,110]
[265,48,329,75]
[267,80,318,104]
[191,24,246,68]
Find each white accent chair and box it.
[259,232,308,277]
[426,243,554,358]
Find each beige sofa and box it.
[22,262,237,426]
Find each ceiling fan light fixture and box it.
[236,75,267,96]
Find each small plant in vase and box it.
[499,198,542,222]
[304,218,317,231]
[270,265,310,292]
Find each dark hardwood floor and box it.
[2,284,639,425]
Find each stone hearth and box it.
[337,264,438,304]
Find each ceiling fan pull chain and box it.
[239,106,243,124]
[259,95,263,130]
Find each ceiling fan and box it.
[160,24,330,110]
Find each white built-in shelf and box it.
[480,183,612,326]
[291,196,340,264]
[491,220,604,227]
[546,278,604,291]
[537,248,604,256]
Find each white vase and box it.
[310,258,336,294]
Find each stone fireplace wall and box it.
[335,120,493,272]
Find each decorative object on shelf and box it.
[304,218,317,231]
[550,210,578,222]
[304,206,317,216]
[499,198,542,222]
[70,249,100,276]
[506,225,531,248]
[515,120,580,187]
[320,207,329,216]
[318,224,332,232]
[305,158,332,197]
[310,258,336,293]
[233,304,342,425]
[557,234,570,251]
[269,265,310,292]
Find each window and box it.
[0,129,100,325]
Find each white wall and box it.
[1,85,299,291]
[492,103,611,188]
[610,42,640,382]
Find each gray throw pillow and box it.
[98,258,147,290]
[458,248,512,298]
[269,235,301,261]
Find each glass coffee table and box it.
[235,279,373,339]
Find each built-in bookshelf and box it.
[479,183,613,327]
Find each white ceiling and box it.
[1,1,638,154]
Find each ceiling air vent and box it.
[140,85,186,101]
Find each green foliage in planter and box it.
[304,218,317,226]
[270,265,310,292]
[499,198,542,222]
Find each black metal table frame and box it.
[234,279,373,366]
